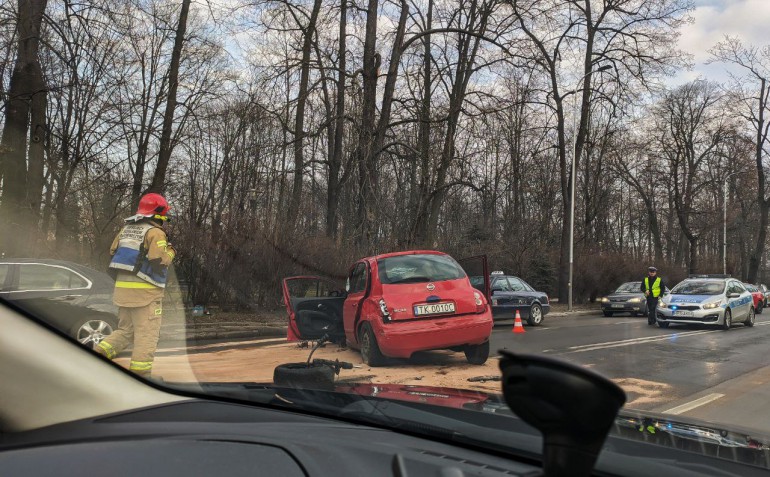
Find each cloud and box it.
[671,0,770,85]
[680,0,770,62]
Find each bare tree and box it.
[711,37,770,282]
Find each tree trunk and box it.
[285,0,323,231]
[148,0,191,194]
[0,0,48,256]
[748,78,770,282]
[326,0,347,239]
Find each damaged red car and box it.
[283,251,493,366]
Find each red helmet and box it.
[137,193,170,218]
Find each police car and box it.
[656,275,755,330]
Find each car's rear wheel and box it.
[528,304,543,326]
[722,309,732,331]
[745,306,756,327]
[273,363,334,391]
[603,311,613,317]
[464,341,490,365]
[359,322,385,367]
[71,316,117,348]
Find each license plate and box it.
[414,302,455,316]
[611,304,624,308]
[674,310,693,317]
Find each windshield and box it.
[377,254,466,284]
[671,281,725,295]
[5,0,770,470]
[615,282,640,293]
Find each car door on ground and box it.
[282,276,346,343]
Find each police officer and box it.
[95,193,175,378]
[641,266,666,326]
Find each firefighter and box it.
[641,266,666,326]
[95,193,176,378]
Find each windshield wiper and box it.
[389,276,431,284]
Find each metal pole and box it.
[567,65,610,311]
[568,93,578,312]
[723,178,727,275]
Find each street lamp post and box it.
[568,65,611,312]
[723,171,741,275]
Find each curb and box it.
[160,325,287,341]
[547,310,601,318]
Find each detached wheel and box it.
[464,341,490,365]
[71,316,116,347]
[359,322,386,367]
[745,307,756,327]
[273,363,334,391]
[528,304,543,326]
[603,310,613,317]
[722,309,732,331]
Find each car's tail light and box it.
[379,298,391,322]
[474,292,486,313]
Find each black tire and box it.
[359,322,386,367]
[527,304,543,326]
[745,306,756,327]
[71,316,117,348]
[273,362,335,391]
[757,302,763,314]
[603,311,613,317]
[658,321,669,329]
[464,341,490,365]
[722,309,732,331]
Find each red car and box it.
[282,251,493,366]
[743,283,764,314]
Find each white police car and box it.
[656,276,755,330]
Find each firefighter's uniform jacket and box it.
[96,220,175,376]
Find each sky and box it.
[674,0,770,84]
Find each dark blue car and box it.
[470,272,550,325]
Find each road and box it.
[491,311,770,431]
[146,309,770,433]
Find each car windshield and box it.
[377,254,466,284]
[671,281,725,295]
[5,0,770,470]
[615,282,640,293]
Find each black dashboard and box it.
[1,399,768,476]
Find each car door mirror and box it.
[728,293,740,299]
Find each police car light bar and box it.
[688,274,731,279]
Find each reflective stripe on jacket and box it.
[644,277,662,298]
[108,222,169,288]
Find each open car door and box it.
[458,255,490,300]
[282,276,346,343]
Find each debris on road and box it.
[468,375,502,383]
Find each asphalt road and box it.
[491,310,770,432]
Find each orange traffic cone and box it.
[512,310,526,334]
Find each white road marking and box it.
[566,329,721,353]
[663,393,724,415]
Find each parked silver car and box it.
[656,277,755,330]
